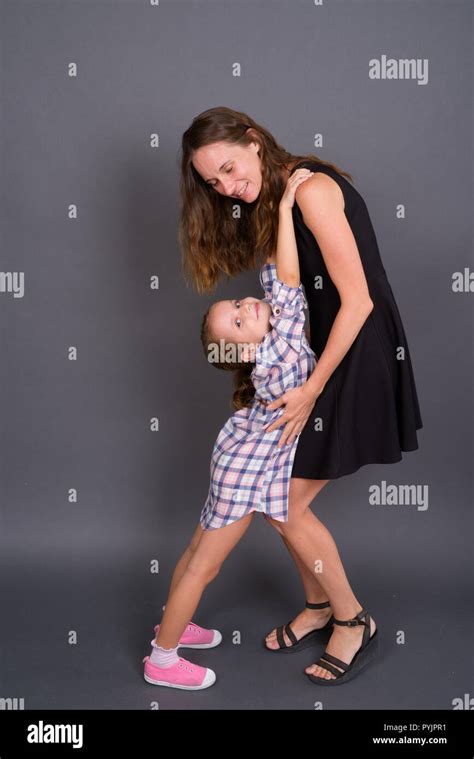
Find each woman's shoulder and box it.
[289,159,360,214]
[290,158,344,177]
[290,158,358,193]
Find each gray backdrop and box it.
[1,0,472,711]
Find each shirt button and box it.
[274,307,281,315]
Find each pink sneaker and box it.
[143,654,216,690]
[153,621,222,649]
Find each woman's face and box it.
[192,139,262,203]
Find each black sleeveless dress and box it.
[288,159,423,480]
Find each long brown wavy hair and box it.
[200,302,257,411]
[179,105,354,296]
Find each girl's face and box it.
[209,296,272,347]
[192,139,262,202]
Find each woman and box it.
[177,106,422,685]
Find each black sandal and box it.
[305,607,379,685]
[263,600,334,653]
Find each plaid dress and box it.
[200,262,317,531]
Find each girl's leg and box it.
[272,478,377,679]
[164,521,206,601]
[156,512,255,649]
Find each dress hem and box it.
[290,441,421,481]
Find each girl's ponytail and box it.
[231,364,256,410]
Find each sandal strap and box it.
[284,622,298,646]
[276,622,297,649]
[276,624,287,649]
[315,656,347,678]
[305,600,331,609]
[318,651,350,672]
[333,608,371,649]
[333,607,369,628]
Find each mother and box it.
[179,106,422,684]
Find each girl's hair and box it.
[179,105,354,295]
[200,304,256,411]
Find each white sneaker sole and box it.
[143,668,216,690]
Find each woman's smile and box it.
[236,181,249,198]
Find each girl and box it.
[142,167,319,690]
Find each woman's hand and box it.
[263,381,321,448]
[279,168,314,210]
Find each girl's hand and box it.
[279,168,314,210]
[263,382,321,448]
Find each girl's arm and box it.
[275,168,313,287]
[275,206,300,288]
[263,209,297,274]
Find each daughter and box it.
[143,168,317,689]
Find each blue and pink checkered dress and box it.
[200,262,317,531]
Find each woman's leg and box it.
[263,479,333,648]
[266,478,330,602]
[268,478,377,679]
[155,512,255,649]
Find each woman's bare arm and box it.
[264,171,373,446]
[294,173,374,395]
